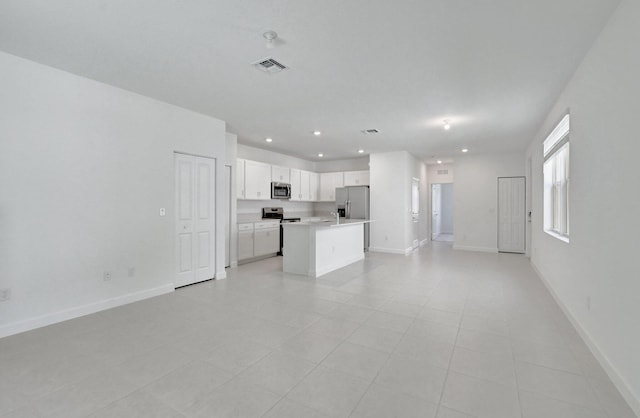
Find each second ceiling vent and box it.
[253,57,288,74]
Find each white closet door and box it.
[175,153,216,287]
[431,184,441,239]
[498,177,525,253]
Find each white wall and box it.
[428,163,454,184]
[0,52,227,337]
[370,151,427,254]
[453,152,524,252]
[440,184,454,234]
[315,156,370,172]
[370,152,408,253]
[526,0,640,412]
[237,144,315,171]
[225,133,238,267]
[409,154,429,247]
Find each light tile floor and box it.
[0,243,637,418]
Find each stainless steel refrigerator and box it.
[336,186,370,251]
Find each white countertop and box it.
[283,218,372,228]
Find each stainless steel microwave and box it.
[271,182,291,199]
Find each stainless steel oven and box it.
[262,207,300,255]
[271,182,291,199]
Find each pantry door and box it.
[498,176,525,253]
[175,153,216,287]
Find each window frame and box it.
[543,115,570,243]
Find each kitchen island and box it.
[282,219,372,278]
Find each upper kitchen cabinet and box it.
[343,170,370,186]
[309,172,320,201]
[271,165,290,183]
[319,172,344,202]
[237,159,246,199]
[300,170,311,202]
[244,160,271,200]
[290,168,302,201]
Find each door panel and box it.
[178,233,192,272]
[431,184,441,239]
[175,153,216,287]
[498,177,525,253]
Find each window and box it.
[411,178,420,219]
[543,114,570,242]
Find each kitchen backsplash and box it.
[237,200,336,222]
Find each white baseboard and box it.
[531,262,640,416]
[313,254,365,278]
[0,284,175,339]
[420,239,429,247]
[215,270,227,280]
[369,247,409,255]
[452,245,498,253]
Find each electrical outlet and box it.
[128,267,136,277]
[159,208,166,217]
[103,271,112,281]
[586,296,591,311]
[0,288,11,302]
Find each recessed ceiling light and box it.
[318,153,324,157]
[461,148,468,153]
[313,131,322,136]
[265,137,273,142]
[443,120,451,130]
[358,149,364,153]
[263,30,278,49]
[437,160,442,164]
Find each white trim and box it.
[543,114,570,157]
[215,270,227,280]
[369,247,408,255]
[420,238,430,247]
[0,284,175,339]
[312,254,365,278]
[531,262,640,416]
[544,229,570,243]
[452,245,498,253]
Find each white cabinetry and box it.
[253,221,280,256]
[319,172,344,202]
[309,172,320,201]
[238,223,254,260]
[300,170,310,201]
[237,159,246,199]
[290,168,302,201]
[238,221,279,261]
[244,160,271,200]
[271,166,290,183]
[343,170,370,186]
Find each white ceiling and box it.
[0,0,621,162]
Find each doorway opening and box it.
[431,183,453,242]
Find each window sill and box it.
[544,229,570,243]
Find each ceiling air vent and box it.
[361,129,380,134]
[437,170,449,175]
[253,57,288,74]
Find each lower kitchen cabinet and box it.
[238,223,254,260]
[254,223,279,256]
[238,221,280,262]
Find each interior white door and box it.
[175,153,216,287]
[431,184,441,240]
[224,165,231,268]
[498,177,525,253]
